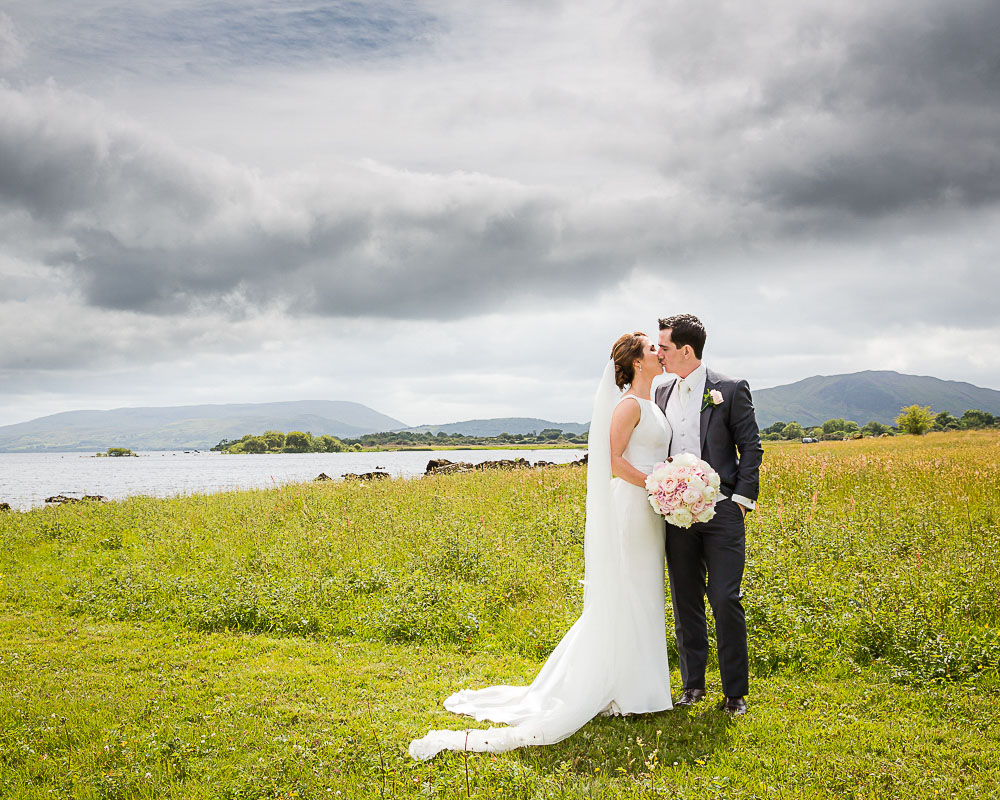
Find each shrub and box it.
[896,404,934,435]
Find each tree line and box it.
[212,428,589,453]
[212,430,353,454]
[214,408,996,453]
[760,407,998,441]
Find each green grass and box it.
[2,431,999,798]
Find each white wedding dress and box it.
[409,363,673,760]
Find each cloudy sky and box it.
[1,0,998,428]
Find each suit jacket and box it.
[654,367,763,503]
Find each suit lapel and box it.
[699,369,720,451]
[657,377,677,413]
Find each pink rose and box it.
[710,389,723,405]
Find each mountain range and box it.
[751,370,1000,428]
[1,370,997,452]
[0,401,407,453]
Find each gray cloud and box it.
[3,54,999,330]
[0,82,705,318]
[1,0,1000,426]
[646,0,1000,219]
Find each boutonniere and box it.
[701,388,723,412]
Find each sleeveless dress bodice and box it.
[618,395,672,474]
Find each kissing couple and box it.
[410,314,764,759]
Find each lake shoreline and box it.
[0,447,588,512]
[0,443,586,455]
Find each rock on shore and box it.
[44,495,109,505]
[424,455,587,475]
[342,471,391,481]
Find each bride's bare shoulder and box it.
[611,394,642,427]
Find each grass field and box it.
[2,431,998,798]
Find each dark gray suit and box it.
[655,367,763,698]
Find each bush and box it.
[262,430,286,451]
[315,434,344,452]
[961,409,995,430]
[781,422,804,440]
[861,420,892,437]
[933,412,961,432]
[896,404,934,435]
[241,436,267,454]
[283,431,313,452]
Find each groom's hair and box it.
[658,314,706,359]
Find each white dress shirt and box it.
[664,362,755,511]
[666,363,706,461]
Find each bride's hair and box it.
[611,331,647,389]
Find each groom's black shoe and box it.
[723,696,748,716]
[675,688,707,707]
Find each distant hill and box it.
[396,417,589,437]
[5,370,996,451]
[0,401,407,453]
[753,371,1000,428]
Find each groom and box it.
[655,314,763,715]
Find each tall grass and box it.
[1,431,998,798]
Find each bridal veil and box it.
[408,361,632,759]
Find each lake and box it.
[0,449,587,511]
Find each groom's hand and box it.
[736,503,747,518]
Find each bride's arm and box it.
[610,398,648,489]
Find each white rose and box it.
[688,476,707,492]
[672,452,697,467]
[696,508,716,523]
[681,487,702,505]
[702,486,718,502]
[670,508,694,527]
[708,472,721,489]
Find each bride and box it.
[409,332,673,760]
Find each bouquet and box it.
[644,453,721,528]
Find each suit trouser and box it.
[665,498,749,697]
